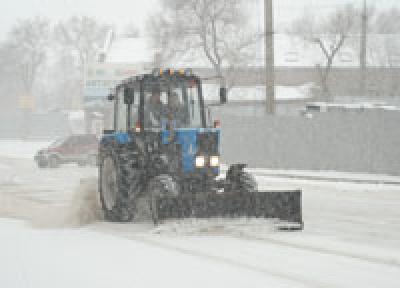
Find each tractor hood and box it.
[161,128,220,173]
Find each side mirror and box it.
[124,87,134,105]
[107,94,115,101]
[219,87,227,104]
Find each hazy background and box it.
[1,0,400,175]
[3,0,400,39]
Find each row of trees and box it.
[0,16,109,112]
[1,2,259,115]
[0,1,260,116]
[291,4,400,99]
[1,2,399,116]
[148,1,400,100]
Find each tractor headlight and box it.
[195,156,205,168]
[210,156,219,167]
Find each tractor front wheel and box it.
[147,175,179,224]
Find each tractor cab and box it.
[109,69,225,131]
[104,69,224,175]
[141,71,204,130]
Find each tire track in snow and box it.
[228,232,400,269]
[94,223,334,288]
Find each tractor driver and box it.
[168,91,186,126]
[146,89,166,127]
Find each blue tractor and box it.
[98,69,303,228]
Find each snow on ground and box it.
[248,167,400,184]
[0,163,16,185]
[228,85,314,101]
[1,218,293,288]
[220,164,400,185]
[0,157,98,227]
[1,152,400,287]
[202,84,314,102]
[0,140,51,159]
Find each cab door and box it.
[112,86,131,144]
[115,87,128,133]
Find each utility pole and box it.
[265,0,275,114]
[360,0,367,96]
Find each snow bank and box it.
[0,177,102,228]
[203,83,314,102]
[152,218,278,236]
[67,177,103,226]
[247,167,400,185]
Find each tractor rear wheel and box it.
[99,154,133,222]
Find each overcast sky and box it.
[1,0,158,40]
[1,0,399,40]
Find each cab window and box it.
[142,80,203,129]
[115,88,127,131]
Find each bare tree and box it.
[0,44,20,110]
[54,16,109,109]
[147,0,261,90]
[4,17,50,99]
[54,16,109,74]
[39,52,82,110]
[291,5,356,100]
[375,7,400,34]
[370,7,400,96]
[0,18,50,137]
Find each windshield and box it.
[144,79,203,129]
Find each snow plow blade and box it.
[155,190,303,230]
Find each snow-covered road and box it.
[1,154,400,288]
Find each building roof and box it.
[105,37,155,64]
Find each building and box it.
[83,30,400,126]
[83,31,157,133]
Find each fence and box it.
[219,110,400,176]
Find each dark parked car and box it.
[34,134,99,168]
